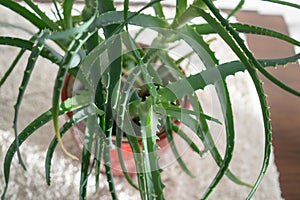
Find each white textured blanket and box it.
[0,4,283,200]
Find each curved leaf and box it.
[50,15,96,40]
[115,127,140,190]
[199,1,272,198]
[158,54,300,103]
[80,116,96,198]
[165,117,195,178]
[171,123,204,157]
[177,23,236,199]
[45,106,97,185]
[23,0,59,30]
[62,0,76,29]
[52,31,95,161]
[0,36,62,64]
[262,0,300,9]
[92,11,169,31]
[139,102,164,200]
[13,30,50,170]
[1,94,90,200]
[193,23,300,47]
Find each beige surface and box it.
[0,4,283,200]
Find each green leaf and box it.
[102,143,119,200]
[262,0,300,9]
[80,116,97,199]
[157,103,221,125]
[124,0,129,30]
[139,102,165,200]
[171,123,204,157]
[94,128,105,191]
[62,0,76,29]
[52,31,95,161]
[23,0,59,30]
[103,37,122,200]
[227,0,245,19]
[52,0,64,28]
[0,36,62,64]
[50,14,96,40]
[165,117,195,178]
[114,66,147,200]
[199,1,272,198]
[13,30,50,170]
[193,23,300,47]
[92,11,169,30]
[151,0,165,18]
[201,80,235,199]
[155,102,252,188]
[115,127,140,190]
[175,0,187,19]
[180,21,236,199]
[197,3,300,98]
[158,53,300,103]
[1,94,90,200]
[121,111,147,200]
[45,106,97,186]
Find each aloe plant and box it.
[1,0,300,199]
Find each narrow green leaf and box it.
[151,0,165,18]
[92,11,169,31]
[165,117,195,178]
[157,103,221,124]
[1,94,89,200]
[199,1,272,198]
[120,111,147,200]
[103,36,122,200]
[201,80,235,199]
[52,31,95,161]
[262,0,300,9]
[62,0,76,29]
[115,127,139,190]
[50,15,96,41]
[103,144,119,200]
[114,65,147,200]
[45,106,97,186]
[13,30,50,170]
[181,21,237,199]
[52,0,64,28]
[139,103,164,200]
[94,129,105,191]
[171,124,204,157]
[158,43,300,101]
[0,36,62,64]
[23,0,59,30]
[193,23,300,47]
[127,36,159,101]
[227,0,245,19]
[124,0,129,30]
[155,102,252,188]
[175,51,194,65]
[80,116,96,199]
[175,0,187,19]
